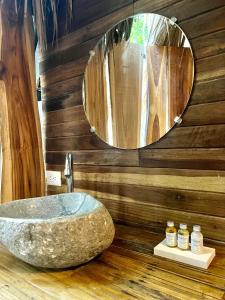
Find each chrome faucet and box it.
[64,153,74,193]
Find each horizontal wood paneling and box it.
[46,150,139,166]
[73,179,225,217]
[139,148,225,170]
[72,165,225,193]
[192,30,225,59]
[180,6,225,39]
[133,0,181,13]
[99,197,225,242]
[42,90,82,112]
[41,1,225,244]
[182,101,225,126]
[44,105,85,125]
[70,0,133,32]
[196,53,225,82]
[40,57,87,87]
[76,182,225,218]
[40,38,98,74]
[42,76,83,101]
[149,124,225,149]
[40,4,134,62]
[45,120,91,138]
[190,78,225,104]
[46,135,110,151]
[157,0,225,22]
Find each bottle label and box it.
[166,232,177,247]
[191,239,203,253]
[178,234,189,250]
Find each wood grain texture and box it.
[46,150,139,166]
[157,0,225,22]
[0,224,224,300]
[41,1,225,245]
[192,30,225,59]
[44,105,86,125]
[0,1,45,202]
[139,148,225,170]
[182,101,225,126]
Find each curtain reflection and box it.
[83,14,194,149]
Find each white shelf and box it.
[154,239,215,269]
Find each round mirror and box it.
[83,13,194,149]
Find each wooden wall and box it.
[40,0,225,244]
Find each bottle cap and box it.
[193,225,201,232]
[167,221,174,227]
[180,223,187,230]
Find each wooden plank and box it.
[182,101,225,126]
[191,78,225,104]
[40,56,87,88]
[42,90,82,112]
[139,148,225,170]
[40,38,98,74]
[134,0,180,14]
[0,266,53,300]
[44,119,91,138]
[70,0,133,32]
[44,105,86,125]
[45,149,139,166]
[180,6,225,39]
[157,0,225,22]
[109,242,225,292]
[41,75,83,101]
[148,124,225,149]
[192,30,225,59]
[96,196,225,242]
[196,53,225,82]
[101,251,225,297]
[74,180,225,217]
[46,135,111,151]
[71,165,225,193]
[40,4,134,62]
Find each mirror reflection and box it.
[83,13,194,149]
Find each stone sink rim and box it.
[0,192,103,224]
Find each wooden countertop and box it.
[0,224,224,300]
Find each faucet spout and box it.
[64,153,74,193]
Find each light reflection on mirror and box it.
[83,13,194,149]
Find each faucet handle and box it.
[64,153,72,177]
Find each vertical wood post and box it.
[0,0,45,202]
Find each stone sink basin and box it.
[0,193,115,268]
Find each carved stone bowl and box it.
[0,193,115,268]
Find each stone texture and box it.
[0,193,115,268]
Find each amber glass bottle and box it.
[166,221,177,247]
[178,223,189,250]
